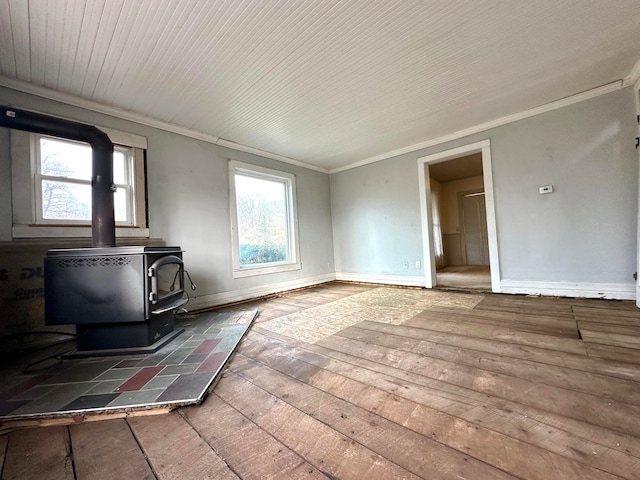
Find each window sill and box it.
[232,262,301,278]
[12,225,150,239]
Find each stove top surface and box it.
[46,246,183,257]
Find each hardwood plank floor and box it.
[70,419,155,480]
[182,394,329,479]
[2,426,73,480]
[128,413,239,480]
[1,282,640,479]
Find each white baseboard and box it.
[335,272,425,287]
[500,280,636,300]
[186,273,336,311]
[186,275,635,311]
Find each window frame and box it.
[33,135,136,226]
[10,125,148,239]
[229,160,301,278]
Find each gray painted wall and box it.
[331,158,425,276]
[331,87,638,286]
[0,87,335,307]
[1,84,636,304]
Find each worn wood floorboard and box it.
[569,299,639,311]
[475,294,576,314]
[336,325,640,404]
[578,323,640,346]
[1,425,73,480]
[573,305,640,362]
[405,314,588,355]
[247,328,640,453]
[240,331,640,479]
[317,334,640,437]
[253,308,287,323]
[70,419,155,480]
[585,343,640,364]
[215,371,422,479]
[182,394,329,479]
[573,306,640,323]
[354,320,640,384]
[2,282,640,479]
[235,339,629,480]
[267,297,327,309]
[128,412,239,480]
[229,353,517,480]
[414,306,580,338]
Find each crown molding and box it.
[0,76,328,174]
[330,80,623,173]
[216,139,327,173]
[0,73,631,177]
[622,57,640,87]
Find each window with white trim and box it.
[229,160,300,278]
[35,135,135,225]
[10,126,148,238]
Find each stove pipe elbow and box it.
[0,106,116,247]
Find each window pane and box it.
[40,138,92,180]
[235,174,288,266]
[41,180,91,220]
[38,136,136,224]
[113,150,127,184]
[114,187,128,222]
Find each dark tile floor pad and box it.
[0,310,256,422]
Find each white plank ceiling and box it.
[1,0,639,171]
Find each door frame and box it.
[457,188,486,266]
[417,139,501,291]
[635,77,640,307]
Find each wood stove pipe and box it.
[1,105,116,247]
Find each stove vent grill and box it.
[56,257,131,268]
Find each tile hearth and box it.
[0,310,256,424]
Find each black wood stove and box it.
[1,106,189,353]
[45,246,187,351]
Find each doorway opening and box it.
[430,154,490,290]
[417,140,500,292]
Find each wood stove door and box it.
[148,255,184,307]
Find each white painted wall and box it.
[332,87,638,298]
[0,87,335,310]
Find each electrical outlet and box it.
[415,261,421,269]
